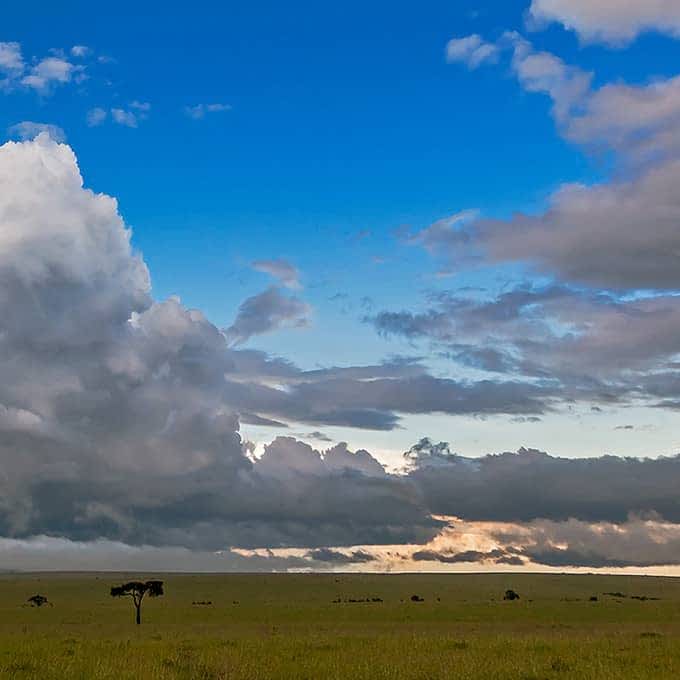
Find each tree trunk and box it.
[135,604,141,625]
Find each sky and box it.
[3,0,680,572]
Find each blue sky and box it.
[4,0,680,463]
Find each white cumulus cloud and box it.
[21,56,82,94]
[529,0,680,45]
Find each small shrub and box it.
[27,594,50,607]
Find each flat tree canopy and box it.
[110,580,164,598]
[110,580,164,624]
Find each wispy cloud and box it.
[7,121,66,142]
[445,34,499,69]
[184,103,232,119]
[86,107,108,127]
[0,42,23,80]
[252,259,302,290]
[130,100,151,112]
[111,108,139,127]
[70,45,91,58]
[89,102,151,128]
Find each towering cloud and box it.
[0,135,449,551]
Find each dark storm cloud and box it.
[407,443,680,524]
[0,536,312,572]
[239,413,289,428]
[412,516,680,569]
[412,548,522,565]
[217,353,557,430]
[10,433,444,550]
[268,375,555,422]
[524,548,637,568]
[492,517,680,568]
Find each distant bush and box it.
[333,597,383,604]
[27,594,50,607]
[603,591,659,601]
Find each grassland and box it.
[0,572,679,679]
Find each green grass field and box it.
[0,572,679,679]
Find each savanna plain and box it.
[1,573,679,679]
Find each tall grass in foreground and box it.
[0,573,678,679]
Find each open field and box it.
[0,573,679,679]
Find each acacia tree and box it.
[110,580,164,625]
